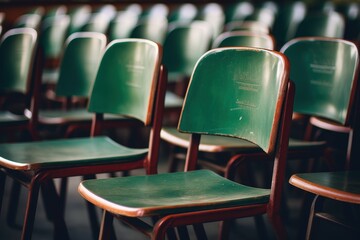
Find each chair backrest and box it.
[140,3,169,19]
[0,28,38,95]
[167,3,198,23]
[129,17,168,44]
[40,15,70,62]
[13,13,42,30]
[179,47,291,156]
[162,21,213,77]
[294,11,345,38]
[272,1,307,48]
[212,30,275,49]
[224,1,254,23]
[107,11,139,41]
[55,32,107,98]
[196,3,225,39]
[88,39,163,125]
[66,4,92,36]
[244,8,276,30]
[281,37,359,125]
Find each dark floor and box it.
[0,140,357,240]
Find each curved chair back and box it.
[163,21,213,78]
[40,15,70,62]
[244,8,276,30]
[55,32,107,97]
[281,37,359,125]
[129,17,168,44]
[88,39,162,125]
[66,4,92,36]
[13,13,42,30]
[224,1,254,23]
[196,3,225,39]
[179,47,290,154]
[107,11,139,41]
[272,1,307,48]
[295,11,345,38]
[168,3,198,23]
[0,28,38,95]
[140,3,169,19]
[212,30,275,49]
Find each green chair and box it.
[224,1,254,23]
[31,31,107,138]
[0,28,38,141]
[13,13,42,30]
[244,7,276,30]
[129,16,168,45]
[0,39,166,240]
[107,11,139,41]
[167,3,198,24]
[78,46,294,240]
[140,3,169,19]
[282,37,359,239]
[294,11,345,38]
[40,14,70,87]
[272,1,307,49]
[161,20,213,125]
[196,3,225,39]
[212,30,275,49]
[66,4,92,36]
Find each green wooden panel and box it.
[87,39,160,124]
[178,47,288,153]
[79,169,270,216]
[0,28,37,93]
[55,32,106,97]
[162,21,212,77]
[281,38,359,125]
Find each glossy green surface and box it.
[0,28,37,93]
[294,12,345,38]
[162,21,212,78]
[55,32,107,97]
[79,169,270,217]
[0,136,147,170]
[87,39,161,125]
[212,31,274,49]
[40,15,70,59]
[178,48,288,153]
[281,38,359,125]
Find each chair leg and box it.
[99,210,114,240]
[7,180,21,228]
[267,213,287,240]
[177,226,190,240]
[254,215,269,240]
[59,177,68,217]
[41,180,70,240]
[219,220,231,240]
[306,195,324,240]
[83,175,100,240]
[21,179,41,240]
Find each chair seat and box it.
[289,171,360,204]
[0,111,28,124]
[0,136,148,170]
[78,169,270,217]
[36,109,130,124]
[161,127,326,153]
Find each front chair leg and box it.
[99,210,114,240]
[306,195,324,240]
[267,212,286,240]
[21,178,41,240]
